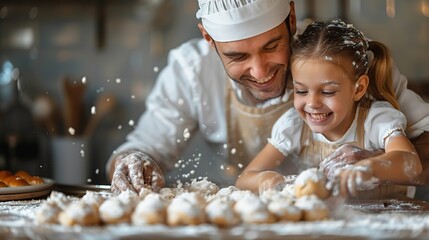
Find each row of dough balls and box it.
[35,168,331,227]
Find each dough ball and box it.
[131,193,167,225]
[267,197,302,222]
[234,194,276,224]
[46,191,72,211]
[295,195,329,221]
[58,201,100,226]
[205,196,239,227]
[81,191,107,208]
[99,197,133,224]
[35,202,62,224]
[166,192,206,226]
[294,168,330,199]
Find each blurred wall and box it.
[0,0,202,184]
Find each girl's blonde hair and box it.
[291,19,399,109]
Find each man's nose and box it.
[249,56,269,81]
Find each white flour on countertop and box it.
[0,199,44,219]
[2,198,429,239]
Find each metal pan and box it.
[53,183,111,197]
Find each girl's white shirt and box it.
[269,101,407,157]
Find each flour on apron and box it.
[225,79,294,177]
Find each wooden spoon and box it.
[83,93,116,138]
[62,76,86,136]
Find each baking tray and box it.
[52,183,111,197]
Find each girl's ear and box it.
[354,75,369,101]
[198,23,216,49]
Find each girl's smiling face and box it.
[292,58,366,141]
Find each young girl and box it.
[235,19,422,198]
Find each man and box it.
[108,0,429,194]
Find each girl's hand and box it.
[320,144,383,181]
[335,164,380,197]
[257,171,289,194]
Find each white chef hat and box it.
[196,0,290,42]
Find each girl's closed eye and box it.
[294,89,308,95]
[322,90,336,96]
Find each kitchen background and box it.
[0,0,428,188]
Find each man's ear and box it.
[198,23,216,48]
[354,75,369,101]
[288,1,297,36]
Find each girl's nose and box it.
[307,93,322,108]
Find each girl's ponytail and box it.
[367,41,399,110]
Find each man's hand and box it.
[319,144,383,181]
[111,152,165,195]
